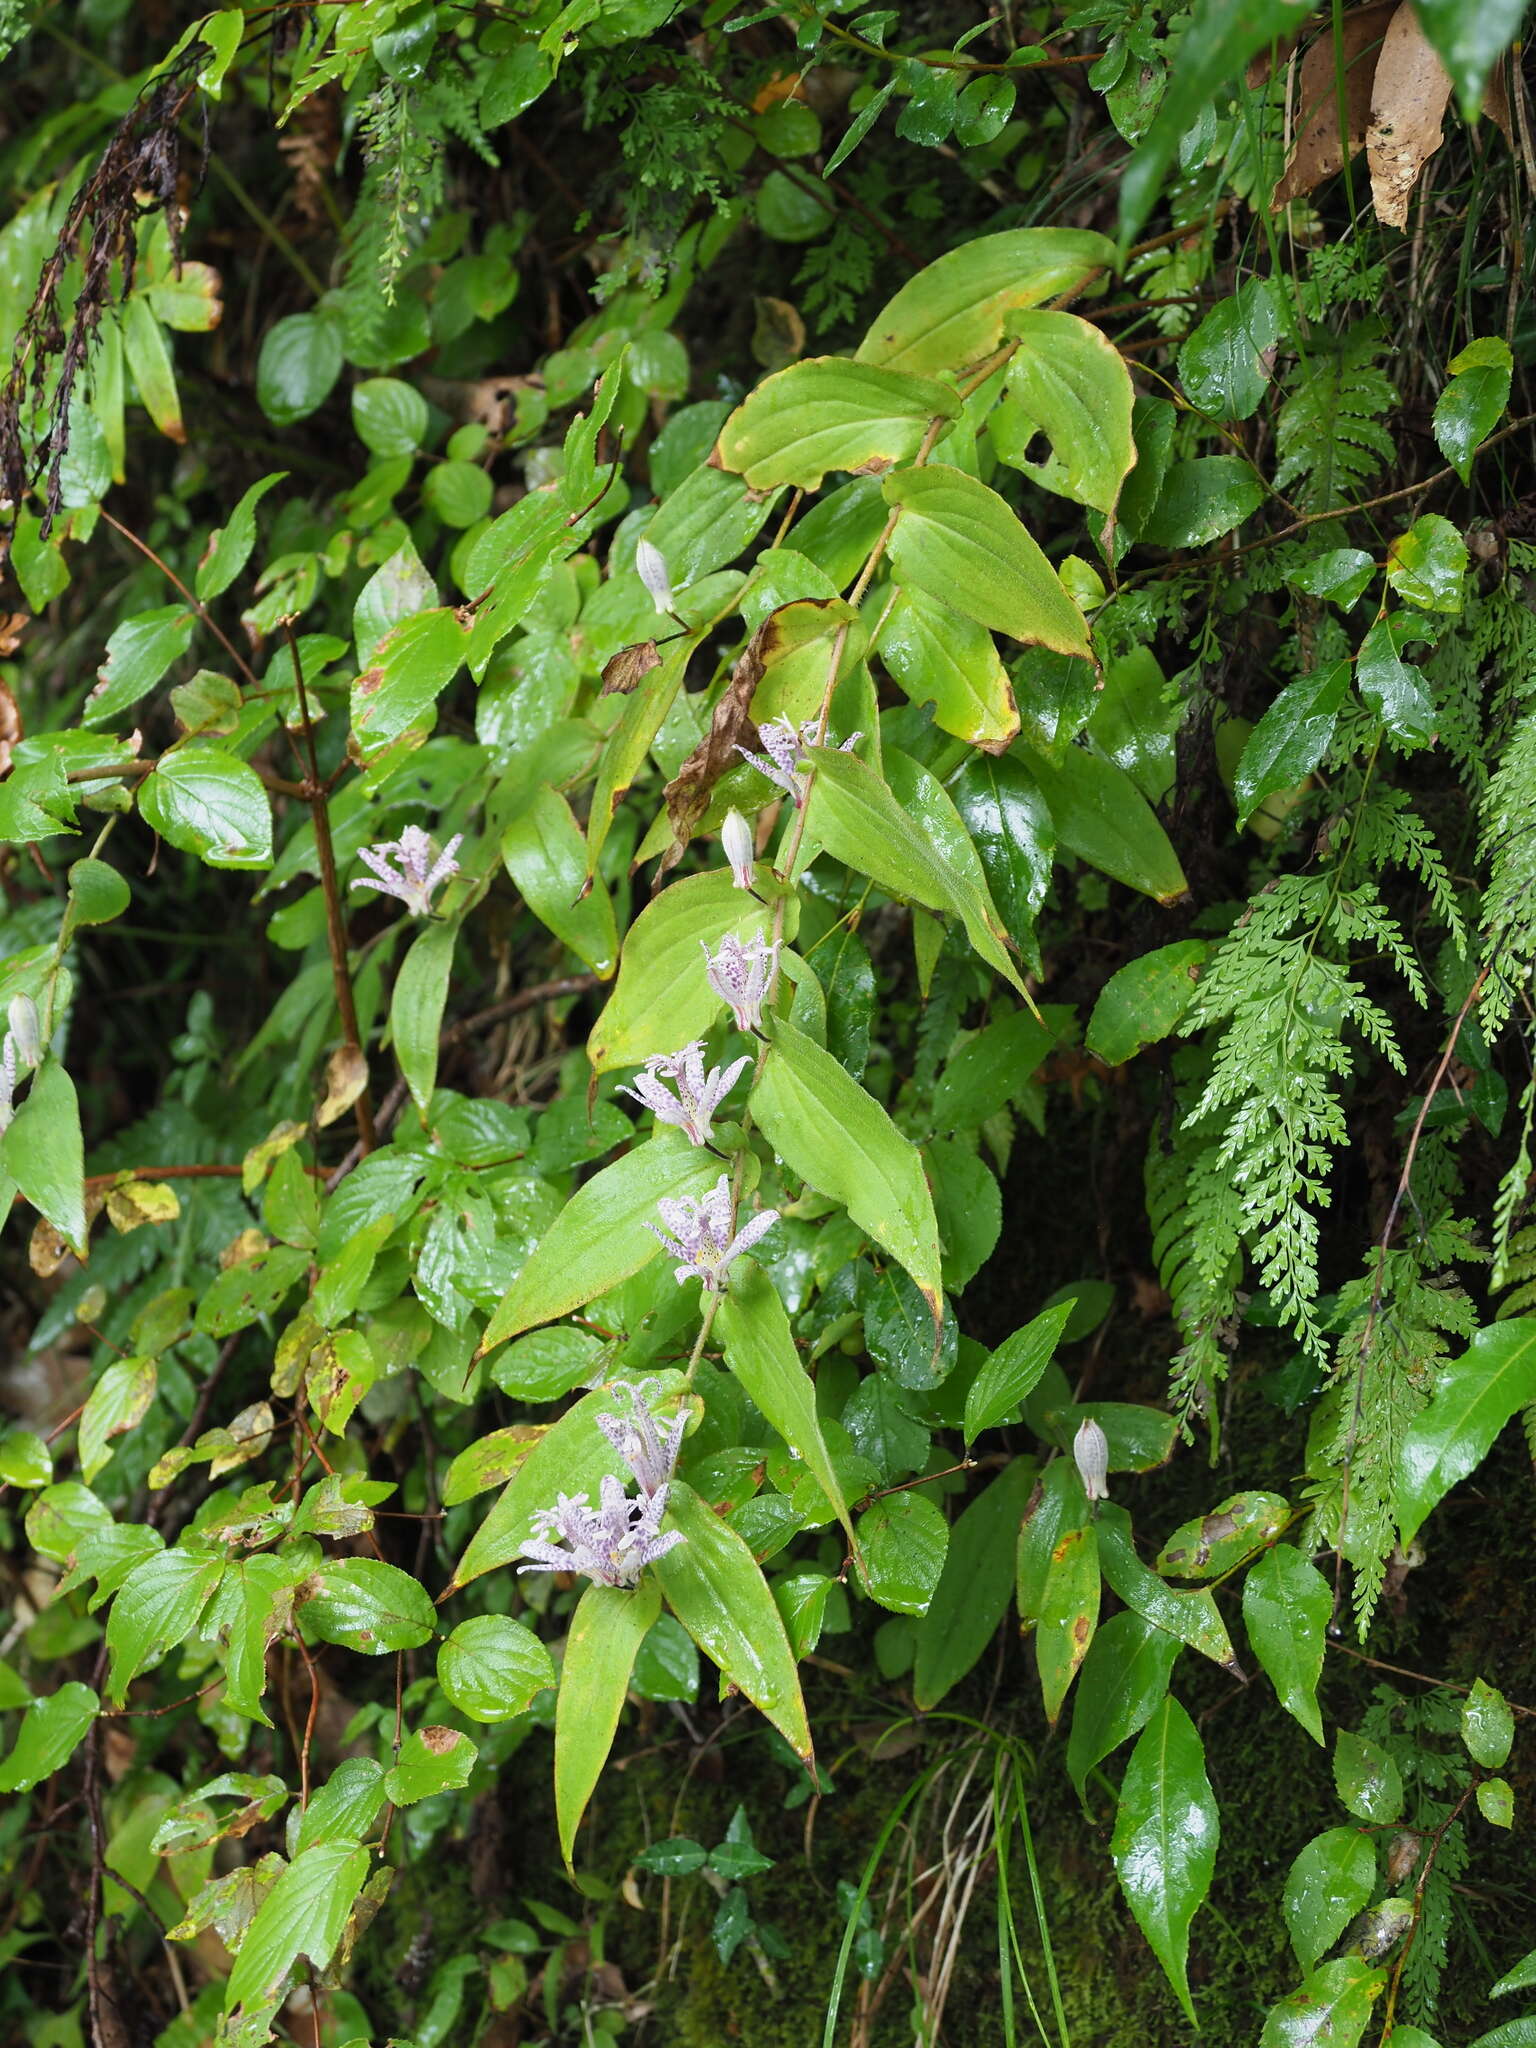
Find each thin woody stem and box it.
[283,619,374,1155]
[98,509,261,689]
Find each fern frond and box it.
[1273,317,1396,511]
[1306,1243,1478,1632]
[1480,705,1536,1041]
[1146,1112,1243,1421]
[1182,873,1409,1360]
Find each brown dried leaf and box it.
[752,296,806,373]
[29,1216,73,1277]
[0,677,20,776]
[1273,2,1397,207]
[0,614,27,657]
[658,629,770,871]
[601,639,661,696]
[1367,1,1453,228]
[316,1042,369,1127]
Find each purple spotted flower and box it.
[618,1041,751,1148]
[702,932,778,1034]
[737,718,860,808]
[647,1173,777,1291]
[596,1378,686,1498]
[518,1476,681,1588]
[351,825,462,917]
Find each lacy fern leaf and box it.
[1274,317,1396,510]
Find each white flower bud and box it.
[7,994,41,1071]
[1073,1416,1110,1502]
[635,536,675,614]
[722,809,756,892]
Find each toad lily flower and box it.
[1073,1417,1110,1503]
[517,1476,682,1588]
[351,825,462,917]
[721,808,756,893]
[618,1041,751,1148]
[702,931,778,1034]
[0,995,41,1136]
[737,718,860,808]
[596,1379,686,1499]
[647,1174,778,1291]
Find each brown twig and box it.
[98,508,261,690]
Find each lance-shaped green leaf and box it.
[1019,747,1188,904]
[1242,1543,1330,1744]
[450,1375,687,1589]
[717,1261,860,1566]
[1157,1492,1289,1578]
[913,1456,1036,1709]
[2,1059,87,1257]
[715,357,959,492]
[994,310,1136,514]
[391,917,458,1114]
[966,1300,1072,1445]
[1433,336,1512,481]
[87,604,196,726]
[587,634,693,871]
[106,1545,225,1703]
[1035,1519,1099,1724]
[803,744,1021,988]
[0,1682,99,1794]
[588,869,797,1073]
[1097,1506,1238,1672]
[1396,1320,1536,1546]
[857,227,1115,377]
[224,1838,371,2019]
[1066,1611,1183,1798]
[555,1579,660,1867]
[1086,940,1207,1066]
[502,785,618,977]
[932,1006,1055,1134]
[1233,663,1349,828]
[211,1551,312,1725]
[1111,1698,1218,2024]
[1283,1828,1379,1972]
[196,470,286,601]
[883,464,1092,660]
[477,1139,721,1353]
[655,1481,812,1761]
[875,586,1019,752]
[1258,1958,1386,2048]
[752,1017,943,1320]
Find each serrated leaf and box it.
[196,471,286,601]
[1233,663,1349,826]
[1433,335,1512,481]
[384,1725,477,1806]
[857,1490,949,1616]
[1111,1698,1218,2024]
[1,1059,87,1255]
[298,1558,437,1655]
[223,1839,371,2017]
[0,1682,98,1793]
[1462,1676,1514,1769]
[1259,1958,1386,2048]
[1241,1544,1330,1743]
[1333,1729,1403,1825]
[139,748,273,868]
[87,605,196,725]
[1065,1611,1183,1798]
[78,1357,157,1483]
[106,1546,225,1703]
[438,1614,554,1723]
[1283,1826,1378,1971]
